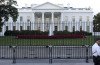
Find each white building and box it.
[1,2,94,36]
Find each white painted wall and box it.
[0,2,94,36]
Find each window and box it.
[20,26,23,31]
[27,26,30,30]
[13,26,16,31]
[65,26,68,31]
[73,26,75,32]
[46,18,49,22]
[20,16,23,22]
[80,26,82,31]
[72,16,75,22]
[55,26,57,31]
[79,16,82,21]
[6,26,8,31]
[87,26,90,32]
[87,16,89,22]
[27,16,31,22]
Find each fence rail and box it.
[0,46,92,63]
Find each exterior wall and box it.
[0,2,94,36]
[62,12,93,32]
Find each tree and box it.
[0,0,18,31]
[93,13,100,32]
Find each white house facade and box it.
[1,2,94,36]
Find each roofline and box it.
[32,2,64,9]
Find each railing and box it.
[0,45,92,63]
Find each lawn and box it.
[0,36,95,46]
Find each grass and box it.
[0,36,95,46]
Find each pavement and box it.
[0,59,94,65]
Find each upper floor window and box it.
[87,16,90,22]
[72,16,75,22]
[20,16,23,22]
[79,16,82,21]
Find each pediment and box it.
[33,2,64,9]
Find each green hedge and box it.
[53,30,72,35]
[4,30,49,36]
[4,30,92,36]
[73,31,92,36]
[54,30,92,36]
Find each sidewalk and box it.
[0,59,94,65]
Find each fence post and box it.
[12,46,16,63]
[85,45,89,63]
[49,45,52,64]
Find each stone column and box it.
[42,12,44,32]
[60,12,64,31]
[51,12,54,31]
[31,12,35,30]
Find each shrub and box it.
[54,30,71,35]
[4,30,49,36]
[4,30,20,36]
[73,31,92,36]
[16,34,86,39]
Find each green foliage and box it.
[54,30,71,35]
[54,30,92,36]
[4,30,49,36]
[73,31,92,36]
[0,0,18,32]
[4,30,92,36]
[93,13,100,32]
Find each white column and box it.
[1,23,6,36]
[51,12,54,31]
[60,12,64,31]
[31,12,35,30]
[10,18,13,30]
[23,16,27,30]
[42,12,44,32]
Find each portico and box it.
[33,12,62,31]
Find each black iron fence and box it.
[0,22,99,63]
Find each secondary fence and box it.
[0,22,99,63]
